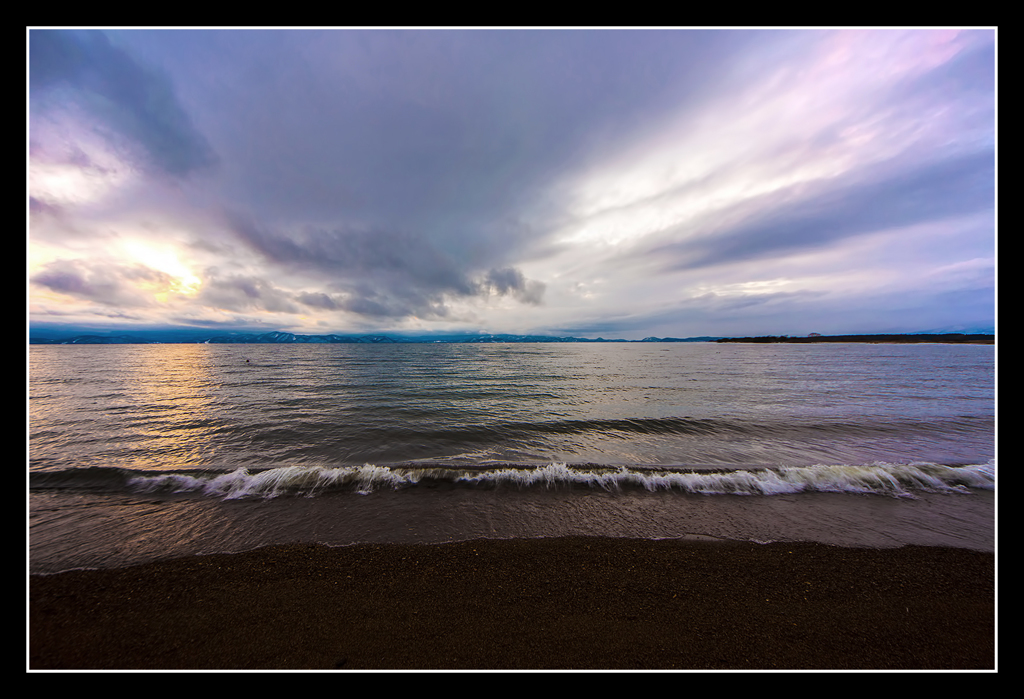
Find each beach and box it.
[29,536,994,671]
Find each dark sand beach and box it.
[29,536,994,670]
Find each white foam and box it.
[125,459,995,500]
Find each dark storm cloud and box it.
[337,288,453,320]
[647,149,995,273]
[227,213,476,296]
[292,289,447,319]
[295,291,339,310]
[29,29,216,177]
[227,213,545,318]
[481,267,545,305]
[197,274,300,315]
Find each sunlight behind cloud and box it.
[120,239,202,299]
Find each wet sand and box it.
[29,536,994,670]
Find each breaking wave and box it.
[30,460,995,500]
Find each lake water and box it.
[28,342,995,573]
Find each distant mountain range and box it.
[29,330,724,345]
[28,328,995,345]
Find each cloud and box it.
[31,258,172,307]
[227,214,471,290]
[29,196,62,217]
[224,213,545,320]
[480,267,546,305]
[27,29,995,338]
[295,291,340,311]
[197,274,300,314]
[644,149,994,273]
[29,29,216,178]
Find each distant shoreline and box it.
[27,332,718,345]
[716,333,994,345]
[28,331,994,345]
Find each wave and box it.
[30,460,995,500]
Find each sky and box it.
[28,28,996,339]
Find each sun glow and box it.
[121,240,202,299]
